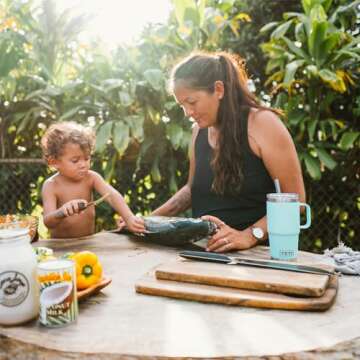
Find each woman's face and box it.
[173,82,223,128]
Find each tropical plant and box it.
[261,0,360,180]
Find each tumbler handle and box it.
[299,203,311,229]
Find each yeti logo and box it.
[0,271,29,307]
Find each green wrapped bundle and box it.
[121,216,217,247]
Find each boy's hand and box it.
[115,217,126,231]
[57,199,88,218]
[125,215,146,233]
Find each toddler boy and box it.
[41,121,145,238]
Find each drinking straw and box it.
[274,178,281,193]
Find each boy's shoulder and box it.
[88,170,104,180]
[42,173,61,194]
[43,173,60,187]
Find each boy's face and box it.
[50,143,91,181]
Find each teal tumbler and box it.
[267,193,311,260]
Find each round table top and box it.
[0,232,359,359]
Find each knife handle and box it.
[54,202,87,218]
[179,251,231,264]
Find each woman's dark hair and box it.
[170,51,280,195]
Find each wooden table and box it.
[1,232,359,359]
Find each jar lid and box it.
[267,193,299,202]
[0,227,29,239]
[37,259,74,271]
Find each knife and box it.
[179,250,336,276]
[55,193,110,218]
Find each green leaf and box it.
[143,69,164,91]
[147,107,161,124]
[59,106,82,121]
[308,21,328,65]
[305,64,318,76]
[173,0,199,27]
[295,23,306,43]
[168,160,178,194]
[339,132,360,150]
[118,91,133,107]
[283,37,310,61]
[309,4,327,22]
[303,153,321,179]
[318,69,337,82]
[166,123,184,150]
[283,60,305,85]
[2,76,17,101]
[113,122,130,156]
[151,157,161,183]
[322,0,333,12]
[316,147,337,170]
[164,101,177,111]
[126,115,144,142]
[271,20,293,39]
[260,22,279,33]
[307,118,317,141]
[96,121,113,152]
[322,32,340,57]
[265,58,284,74]
[102,78,124,91]
[274,92,288,109]
[135,138,153,173]
[302,0,313,15]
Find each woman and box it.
[153,51,306,252]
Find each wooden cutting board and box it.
[135,271,338,311]
[155,259,332,297]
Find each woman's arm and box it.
[151,125,199,216]
[250,109,305,201]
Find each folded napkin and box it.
[324,242,360,275]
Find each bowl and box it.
[0,214,39,242]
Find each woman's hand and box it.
[201,215,257,252]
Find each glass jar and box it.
[0,227,39,325]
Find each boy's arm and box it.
[90,171,145,232]
[42,181,63,228]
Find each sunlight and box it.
[58,0,172,47]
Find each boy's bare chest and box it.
[55,180,93,205]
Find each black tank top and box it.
[191,109,275,230]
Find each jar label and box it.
[0,271,29,307]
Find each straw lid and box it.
[267,193,299,202]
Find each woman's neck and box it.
[208,126,219,149]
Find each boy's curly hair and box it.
[41,122,96,161]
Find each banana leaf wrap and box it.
[119,216,217,247]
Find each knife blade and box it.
[179,250,336,276]
[80,192,110,209]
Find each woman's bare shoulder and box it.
[249,108,289,138]
[249,107,283,126]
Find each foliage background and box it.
[0,0,359,251]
